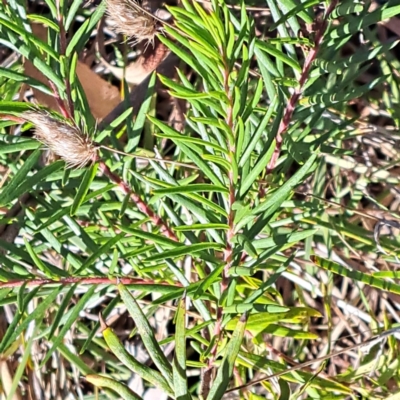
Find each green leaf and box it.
[146,242,224,262]
[259,324,318,340]
[126,73,156,152]
[226,307,321,336]
[23,237,59,278]
[58,343,95,375]
[329,5,400,40]
[245,154,318,236]
[41,285,97,366]
[154,183,229,195]
[66,0,106,56]
[0,17,58,60]
[256,41,301,72]
[0,67,53,95]
[47,284,78,340]
[0,136,40,154]
[314,41,399,76]
[312,255,400,295]
[71,163,99,215]
[0,148,41,206]
[118,284,174,387]
[154,131,228,155]
[0,286,63,354]
[223,303,290,314]
[96,107,133,142]
[80,295,120,354]
[193,263,224,300]
[270,0,316,30]
[173,223,229,231]
[173,297,191,400]
[0,158,64,206]
[239,141,275,197]
[86,375,143,400]
[0,100,35,115]
[103,326,173,396]
[66,0,85,30]
[301,76,388,107]
[207,313,247,400]
[75,232,125,274]
[330,2,365,19]
[27,14,59,31]
[252,229,319,249]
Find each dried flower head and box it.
[22,110,98,169]
[106,0,160,45]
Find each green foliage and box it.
[0,0,399,399]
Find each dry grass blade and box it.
[22,110,99,169]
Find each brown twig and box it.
[227,326,400,392]
[266,0,339,173]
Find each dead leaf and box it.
[99,38,168,85]
[24,24,121,119]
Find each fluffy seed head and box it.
[22,110,98,169]
[106,0,159,45]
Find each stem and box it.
[98,160,178,241]
[0,276,179,289]
[48,80,71,119]
[266,0,339,173]
[204,51,237,386]
[56,0,75,117]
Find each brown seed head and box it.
[22,110,98,169]
[106,0,159,45]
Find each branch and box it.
[98,161,178,241]
[266,0,339,173]
[0,276,181,289]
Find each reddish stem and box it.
[48,80,71,119]
[206,56,237,377]
[0,276,180,289]
[98,161,178,241]
[0,114,24,124]
[266,0,339,173]
[56,0,75,117]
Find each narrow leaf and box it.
[118,284,174,387]
[207,313,247,400]
[71,163,99,215]
[0,286,63,354]
[86,375,143,400]
[41,285,97,366]
[103,326,173,396]
[173,297,191,399]
[0,148,41,206]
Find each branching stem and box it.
[98,160,178,241]
[0,276,179,289]
[56,0,75,117]
[266,0,339,173]
[203,53,237,394]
